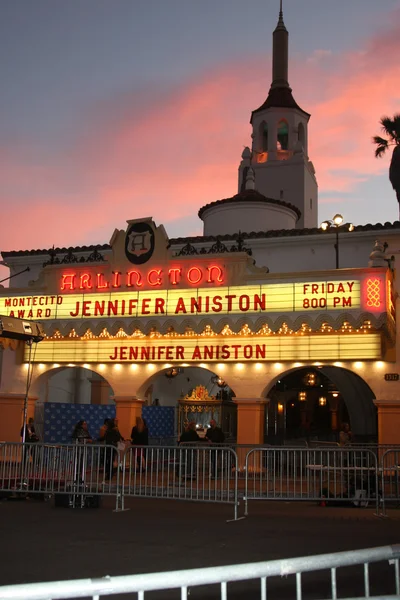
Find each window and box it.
[277,120,289,150]
[260,121,268,152]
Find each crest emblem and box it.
[125,222,155,264]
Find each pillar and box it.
[90,379,111,405]
[374,400,400,445]
[234,398,267,445]
[113,396,145,440]
[0,393,37,442]
[234,398,268,471]
[329,396,340,432]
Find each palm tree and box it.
[373,114,400,217]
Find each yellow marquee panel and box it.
[26,333,382,364]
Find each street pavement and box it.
[1,496,400,599]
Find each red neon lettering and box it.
[112,271,121,288]
[127,270,143,288]
[187,267,202,285]
[155,297,165,314]
[82,301,91,316]
[168,268,182,285]
[61,274,76,290]
[80,273,92,290]
[175,298,187,314]
[141,299,151,314]
[207,265,223,283]
[96,273,109,289]
[147,269,162,287]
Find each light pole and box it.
[320,214,354,269]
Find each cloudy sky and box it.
[1,0,400,258]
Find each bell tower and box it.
[238,1,318,229]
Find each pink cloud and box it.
[1,7,400,259]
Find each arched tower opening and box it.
[277,119,289,150]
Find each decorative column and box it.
[0,393,38,442]
[328,395,340,432]
[234,398,268,471]
[113,396,145,440]
[234,398,268,444]
[374,400,400,445]
[90,379,111,405]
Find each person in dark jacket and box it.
[21,418,39,443]
[131,417,149,471]
[178,422,201,479]
[179,421,201,444]
[205,420,225,444]
[102,419,123,481]
[21,417,39,466]
[205,420,225,477]
[72,420,93,443]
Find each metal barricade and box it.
[0,544,398,599]
[148,436,177,446]
[244,447,380,516]
[0,442,124,511]
[380,449,400,517]
[121,444,239,519]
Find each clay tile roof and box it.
[1,244,111,259]
[2,222,400,258]
[251,86,310,121]
[170,221,400,244]
[198,188,301,220]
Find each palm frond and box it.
[372,136,389,157]
[380,116,397,140]
[393,114,400,142]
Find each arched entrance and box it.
[33,366,115,443]
[264,366,377,444]
[137,366,237,440]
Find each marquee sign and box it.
[25,332,382,364]
[1,274,387,321]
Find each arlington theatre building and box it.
[1,8,400,447]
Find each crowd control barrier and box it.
[121,444,239,519]
[4,442,400,519]
[244,446,380,515]
[0,442,124,510]
[380,449,400,517]
[0,544,398,599]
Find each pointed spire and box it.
[271,0,289,89]
[278,0,284,26]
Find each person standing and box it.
[178,422,201,479]
[20,417,39,469]
[206,420,225,478]
[103,419,124,481]
[21,417,39,444]
[339,423,352,446]
[72,420,93,443]
[205,420,225,444]
[131,417,149,471]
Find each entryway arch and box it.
[263,365,377,443]
[32,366,115,443]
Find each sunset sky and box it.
[1,0,400,259]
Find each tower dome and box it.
[199,188,300,237]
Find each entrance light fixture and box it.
[320,213,354,269]
[211,375,226,388]
[319,396,327,406]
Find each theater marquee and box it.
[0,274,388,321]
[26,332,382,364]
